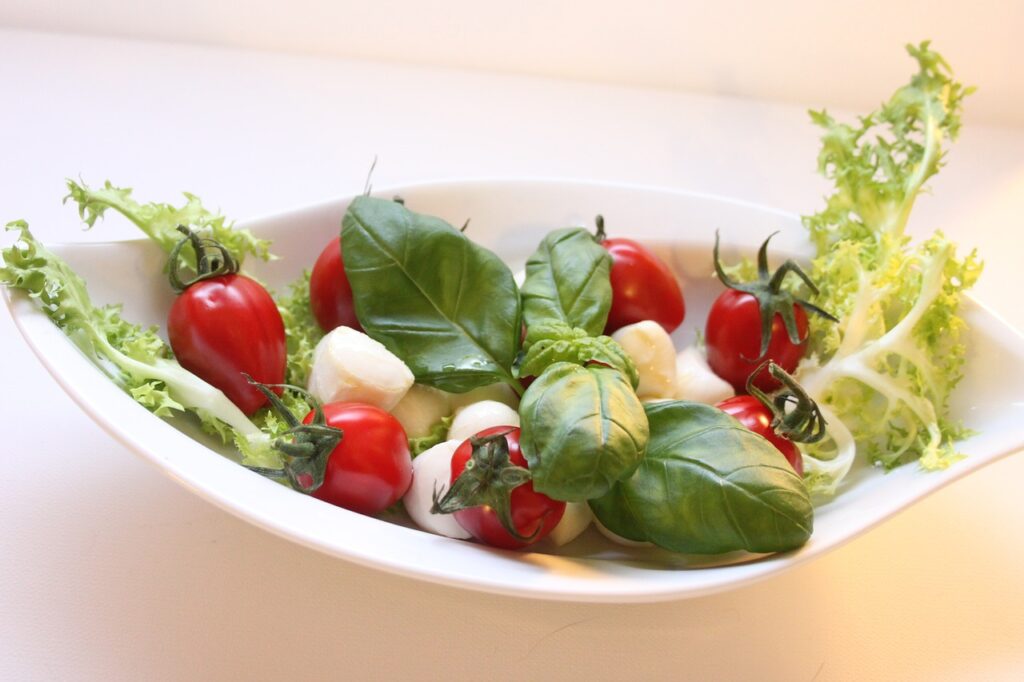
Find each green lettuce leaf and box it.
[64,179,272,269]
[273,270,324,387]
[408,415,454,457]
[796,42,981,494]
[0,220,281,470]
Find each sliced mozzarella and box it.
[307,326,414,410]
[547,502,594,546]
[390,384,452,439]
[675,345,734,404]
[403,440,471,539]
[447,400,520,443]
[611,320,677,400]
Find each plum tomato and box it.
[596,217,685,335]
[717,395,804,475]
[448,426,565,550]
[308,402,413,515]
[167,228,285,415]
[309,236,361,332]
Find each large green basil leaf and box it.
[520,228,612,335]
[590,401,813,554]
[519,362,648,502]
[514,321,639,388]
[341,196,521,393]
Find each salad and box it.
[0,42,980,558]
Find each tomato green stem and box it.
[593,214,607,242]
[713,231,838,360]
[746,361,827,444]
[362,156,378,196]
[244,375,343,493]
[168,225,239,292]
[431,430,540,543]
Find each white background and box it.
[1,0,1022,125]
[2,4,1024,680]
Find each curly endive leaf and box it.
[1,220,280,470]
[797,42,981,492]
[64,179,272,269]
[274,270,324,386]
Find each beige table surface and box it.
[2,28,1023,681]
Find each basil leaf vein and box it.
[519,362,648,502]
[590,401,813,554]
[520,228,612,335]
[342,196,521,393]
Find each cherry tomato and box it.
[450,426,565,550]
[309,236,361,332]
[717,395,804,475]
[705,289,808,393]
[168,273,286,415]
[308,402,412,515]
[601,237,685,334]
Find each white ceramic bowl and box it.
[6,179,1024,602]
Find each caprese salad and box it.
[0,42,980,557]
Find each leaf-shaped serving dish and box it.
[6,179,1024,602]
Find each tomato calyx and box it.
[431,430,541,543]
[245,375,343,494]
[713,231,837,360]
[746,361,827,445]
[168,225,239,292]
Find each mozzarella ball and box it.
[307,326,414,410]
[611,320,678,400]
[403,440,471,539]
[675,345,734,404]
[547,502,594,546]
[390,384,453,439]
[447,400,521,443]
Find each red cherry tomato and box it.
[717,395,804,475]
[705,289,808,393]
[450,426,565,550]
[602,237,685,334]
[168,273,286,415]
[308,403,412,515]
[309,236,361,332]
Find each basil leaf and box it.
[342,196,521,393]
[514,321,639,388]
[520,228,612,335]
[519,362,648,502]
[590,401,813,554]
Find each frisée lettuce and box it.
[0,220,285,470]
[796,42,982,495]
[65,179,273,270]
